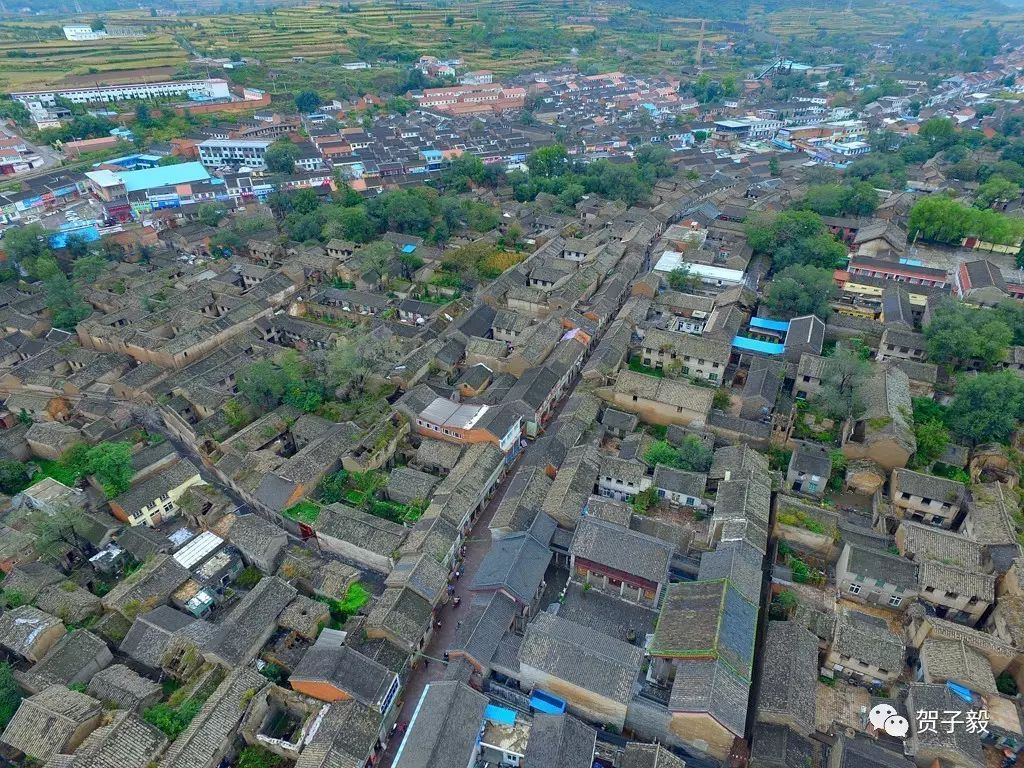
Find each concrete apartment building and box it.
[12,78,230,107]
[198,139,273,168]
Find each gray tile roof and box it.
[757,621,818,735]
[291,643,397,710]
[892,468,965,505]
[451,591,519,668]
[0,562,63,602]
[394,681,488,768]
[833,733,914,768]
[0,605,64,661]
[101,554,190,618]
[621,742,687,768]
[314,503,408,557]
[293,698,382,768]
[34,582,102,625]
[119,605,200,670]
[1,685,101,760]
[844,542,919,591]
[366,587,434,652]
[905,683,985,767]
[52,709,167,768]
[518,612,643,705]
[696,540,763,604]
[652,465,707,498]
[22,629,110,691]
[86,664,161,711]
[749,722,822,768]
[570,516,673,585]
[521,714,596,768]
[832,611,905,673]
[385,553,449,605]
[205,576,297,666]
[651,580,757,681]
[471,527,552,605]
[110,459,201,517]
[490,466,552,534]
[668,658,749,737]
[158,666,268,768]
[919,637,997,694]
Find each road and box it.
[377,329,612,767]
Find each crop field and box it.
[0,0,1019,97]
[0,25,188,91]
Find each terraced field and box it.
[0,0,1018,98]
[0,25,187,91]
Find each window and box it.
[848,584,861,595]
[888,595,902,607]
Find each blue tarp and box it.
[530,689,567,714]
[732,336,785,355]
[484,704,517,725]
[401,244,417,253]
[749,316,791,333]
[49,225,100,249]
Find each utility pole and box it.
[695,18,706,69]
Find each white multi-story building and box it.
[198,139,272,168]
[63,24,104,41]
[11,79,230,107]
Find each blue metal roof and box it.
[530,689,567,714]
[732,336,785,355]
[118,162,210,192]
[749,316,791,333]
[484,704,517,725]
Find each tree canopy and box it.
[761,264,836,319]
[947,370,1024,445]
[745,210,848,270]
[924,300,1013,368]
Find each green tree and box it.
[237,745,284,768]
[326,326,403,396]
[71,253,108,285]
[355,241,394,289]
[198,203,227,227]
[526,144,569,178]
[291,188,321,215]
[913,419,949,467]
[817,345,871,420]
[642,436,711,472]
[85,442,133,497]
[975,175,1020,209]
[45,273,90,330]
[326,206,377,243]
[908,195,971,244]
[668,264,700,292]
[761,264,836,319]
[295,90,323,113]
[264,138,300,174]
[925,300,1012,368]
[386,96,414,115]
[0,663,21,730]
[237,360,288,409]
[746,210,847,270]
[398,251,424,279]
[643,440,680,468]
[0,460,30,495]
[3,223,52,276]
[947,370,1024,444]
[676,434,713,472]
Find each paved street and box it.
[376,464,511,767]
